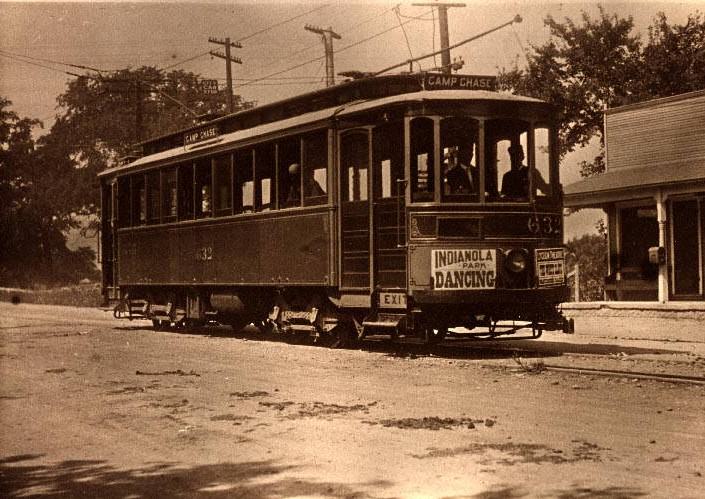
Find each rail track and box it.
[541,364,705,385]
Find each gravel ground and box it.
[1,302,704,498]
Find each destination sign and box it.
[432,249,496,291]
[184,124,220,146]
[535,247,565,287]
[425,74,497,91]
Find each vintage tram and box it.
[100,73,573,345]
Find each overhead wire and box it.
[0,49,112,73]
[236,3,330,43]
[234,8,432,91]
[245,4,396,80]
[511,24,530,66]
[159,4,331,73]
[393,5,418,70]
[0,51,82,77]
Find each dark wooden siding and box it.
[118,211,330,286]
[606,93,705,171]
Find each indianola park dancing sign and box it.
[432,249,496,290]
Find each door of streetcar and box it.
[372,121,406,288]
[339,129,372,290]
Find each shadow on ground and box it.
[0,454,387,498]
[445,484,647,499]
[113,323,681,361]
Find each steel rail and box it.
[542,364,705,385]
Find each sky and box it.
[1,0,702,239]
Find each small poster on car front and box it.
[431,249,496,290]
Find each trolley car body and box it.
[100,74,572,342]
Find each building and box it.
[565,90,705,302]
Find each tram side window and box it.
[161,167,177,223]
[440,117,479,203]
[373,121,404,199]
[485,119,530,202]
[146,170,160,224]
[279,138,302,209]
[341,132,369,202]
[178,163,194,220]
[213,154,232,216]
[234,149,254,213]
[117,176,131,227]
[195,159,212,218]
[410,117,435,202]
[131,174,146,225]
[255,144,275,212]
[534,126,553,198]
[302,132,328,206]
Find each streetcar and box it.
[99,73,573,345]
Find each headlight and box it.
[504,249,528,273]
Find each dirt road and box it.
[1,303,704,498]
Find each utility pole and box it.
[208,37,242,113]
[305,25,341,87]
[412,2,466,74]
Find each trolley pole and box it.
[305,25,341,87]
[412,2,466,74]
[208,37,242,113]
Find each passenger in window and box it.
[501,144,529,199]
[501,144,549,199]
[285,163,324,207]
[201,185,211,215]
[444,146,474,195]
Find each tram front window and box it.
[410,117,434,203]
[441,117,479,203]
[484,118,554,202]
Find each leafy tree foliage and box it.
[2,67,253,287]
[49,66,254,211]
[0,98,97,286]
[565,231,608,301]
[499,8,705,177]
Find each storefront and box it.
[565,90,705,302]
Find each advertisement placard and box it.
[432,249,496,290]
[535,248,565,286]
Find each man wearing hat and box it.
[501,143,529,199]
[444,146,474,195]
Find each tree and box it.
[46,66,254,212]
[565,231,608,301]
[0,98,96,286]
[499,8,705,177]
[638,12,705,99]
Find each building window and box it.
[619,205,658,280]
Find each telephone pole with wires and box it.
[304,25,341,87]
[208,37,242,113]
[412,2,465,74]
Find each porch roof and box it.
[564,159,705,208]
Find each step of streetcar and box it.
[362,313,406,330]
